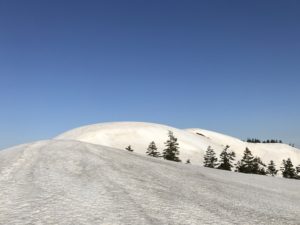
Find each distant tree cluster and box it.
[246,138,262,143]
[125,132,299,180]
[246,138,282,144]
[262,139,282,144]
[203,146,300,179]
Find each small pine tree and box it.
[297,165,300,174]
[252,157,266,175]
[281,158,296,178]
[186,159,191,164]
[162,131,181,162]
[125,145,134,152]
[146,141,160,157]
[267,160,278,176]
[236,147,254,173]
[217,145,235,171]
[203,146,218,168]
[236,148,266,175]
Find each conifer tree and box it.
[217,145,235,171]
[236,147,254,173]
[297,165,300,175]
[125,145,134,152]
[163,131,181,162]
[203,146,218,168]
[236,148,267,175]
[186,159,191,164]
[146,141,160,157]
[252,157,267,175]
[281,158,296,178]
[267,160,278,176]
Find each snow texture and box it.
[0,139,299,225]
[56,122,300,166]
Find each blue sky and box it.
[0,0,299,149]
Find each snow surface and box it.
[0,139,300,225]
[56,122,300,167]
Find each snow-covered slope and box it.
[0,139,299,225]
[55,122,224,164]
[186,128,300,167]
[56,122,300,166]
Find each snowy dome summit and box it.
[55,121,300,166]
[55,122,221,165]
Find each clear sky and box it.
[0,0,299,149]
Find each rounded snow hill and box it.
[55,122,223,164]
[1,139,300,224]
[56,122,300,167]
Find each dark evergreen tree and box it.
[236,148,266,175]
[203,146,218,168]
[146,141,160,157]
[252,157,267,175]
[162,131,181,162]
[217,145,235,171]
[125,145,134,152]
[281,158,296,178]
[267,160,278,176]
[186,159,191,164]
[297,165,300,175]
[236,147,254,173]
